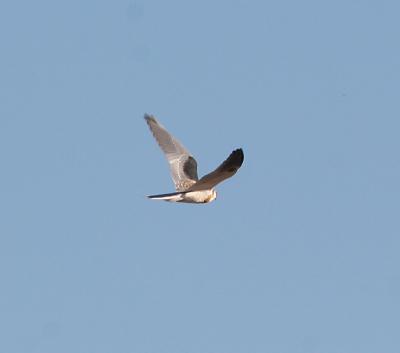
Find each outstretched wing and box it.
[188,148,244,191]
[145,114,198,191]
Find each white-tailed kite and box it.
[145,114,244,203]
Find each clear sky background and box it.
[1,1,399,352]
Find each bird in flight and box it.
[145,114,244,203]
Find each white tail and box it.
[147,191,185,202]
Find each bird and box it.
[144,114,244,203]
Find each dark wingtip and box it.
[224,148,244,173]
[232,148,244,167]
[144,113,156,123]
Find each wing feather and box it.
[145,114,198,191]
[188,148,244,191]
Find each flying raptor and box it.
[144,114,244,203]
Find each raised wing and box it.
[145,114,198,191]
[188,148,244,191]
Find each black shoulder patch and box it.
[183,156,198,180]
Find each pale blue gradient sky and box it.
[1,1,400,352]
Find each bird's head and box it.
[205,189,217,203]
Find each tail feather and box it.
[147,191,186,202]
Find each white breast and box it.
[182,190,215,203]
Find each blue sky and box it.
[1,0,400,352]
